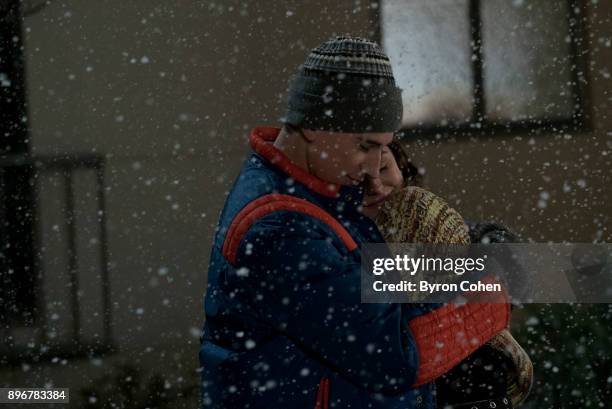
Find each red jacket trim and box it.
[408,275,511,386]
[314,377,330,409]
[249,127,341,198]
[222,193,358,265]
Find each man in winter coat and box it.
[199,35,510,409]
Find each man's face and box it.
[302,129,394,186]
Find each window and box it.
[1,3,114,361]
[376,0,589,136]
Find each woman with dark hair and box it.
[387,140,424,188]
[361,138,533,408]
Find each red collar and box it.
[249,127,341,198]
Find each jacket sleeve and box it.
[402,278,510,387]
[232,211,419,394]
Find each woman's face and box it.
[361,149,404,219]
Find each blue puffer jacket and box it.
[199,127,510,409]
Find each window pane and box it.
[482,0,575,122]
[382,0,473,127]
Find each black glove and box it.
[468,221,522,244]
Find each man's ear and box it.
[300,128,316,143]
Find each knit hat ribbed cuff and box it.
[285,73,403,133]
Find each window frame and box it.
[1,3,115,362]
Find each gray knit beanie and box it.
[283,35,404,133]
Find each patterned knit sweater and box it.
[376,186,533,408]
